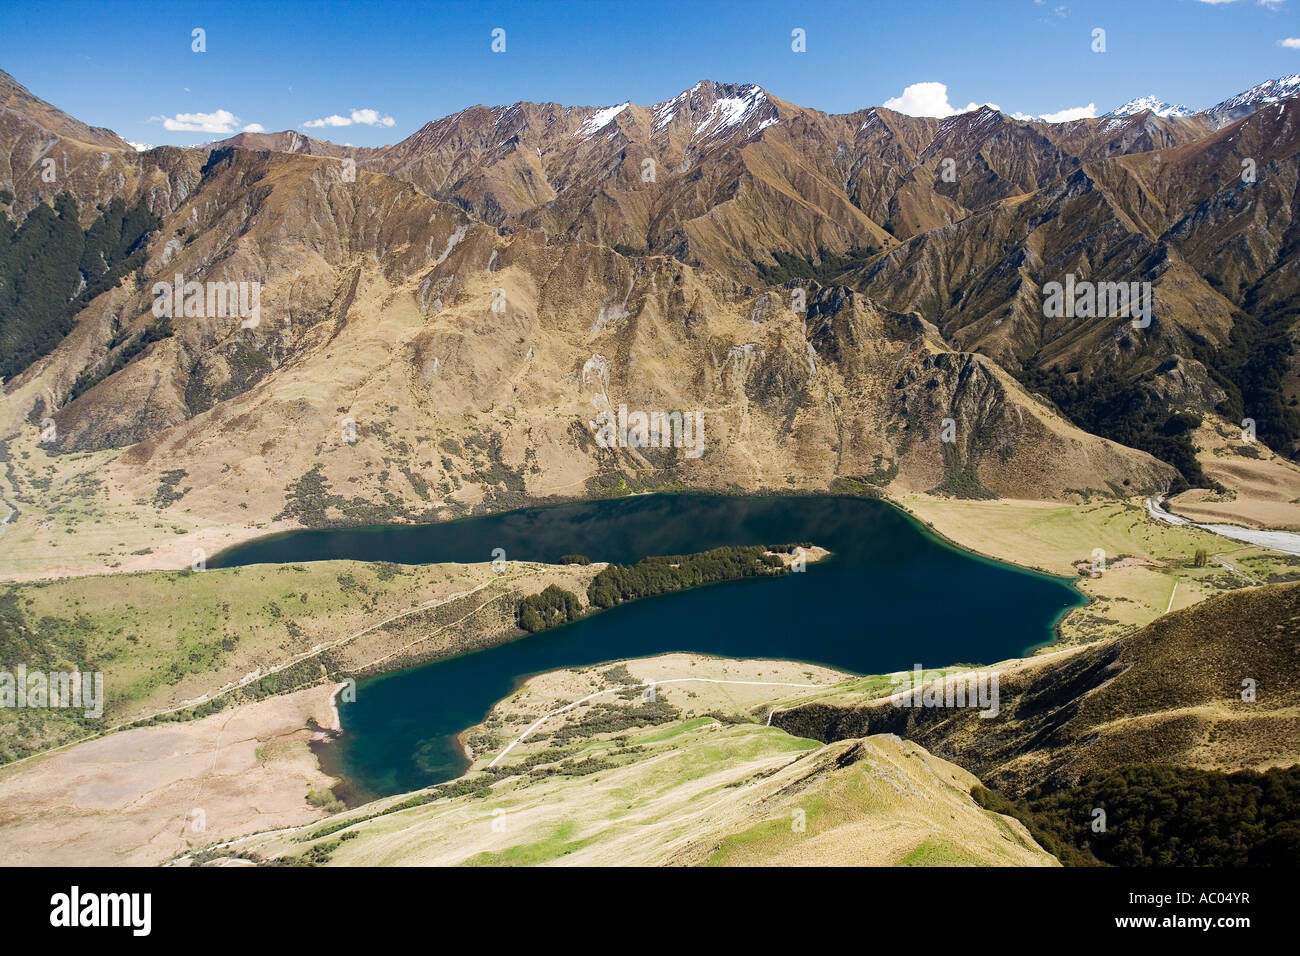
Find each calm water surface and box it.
[215,495,1081,798]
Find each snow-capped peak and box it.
[648,81,779,141]
[690,84,776,143]
[1104,95,1194,119]
[1207,74,1300,116]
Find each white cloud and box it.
[304,114,351,128]
[149,109,253,134]
[881,80,1094,124]
[303,108,395,129]
[1008,103,1097,123]
[241,123,266,133]
[1036,103,1098,122]
[349,108,395,127]
[1280,36,1300,47]
[882,82,996,118]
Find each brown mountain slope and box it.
[9,71,1300,554]
[772,581,1300,795]
[208,130,371,160]
[0,69,202,226]
[0,141,1171,556]
[0,68,129,150]
[842,101,1300,463]
[355,81,1300,467]
[364,83,1219,265]
[848,167,1241,393]
[369,82,897,277]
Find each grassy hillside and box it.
[0,558,601,764]
[186,655,1055,867]
[773,581,1300,795]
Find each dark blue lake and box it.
[213,495,1082,799]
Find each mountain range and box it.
[1105,74,1300,124]
[2,67,1299,551]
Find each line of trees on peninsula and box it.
[515,545,798,633]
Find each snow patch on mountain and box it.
[574,103,629,138]
[653,91,689,131]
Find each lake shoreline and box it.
[284,494,1079,799]
[882,494,1090,653]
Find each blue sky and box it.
[2,0,1299,147]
